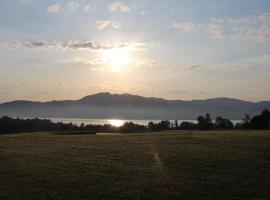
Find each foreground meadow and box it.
[0,131,270,200]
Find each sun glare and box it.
[109,119,124,127]
[104,48,131,72]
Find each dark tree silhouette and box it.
[179,121,197,130]
[242,114,251,129]
[250,109,270,129]
[147,120,171,131]
[1,109,270,134]
[174,120,179,129]
[197,113,213,130]
[120,122,146,133]
[197,116,204,129]
[215,117,234,129]
[148,121,155,131]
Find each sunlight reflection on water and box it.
[47,118,241,126]
[108,119,124,127]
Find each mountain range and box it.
[0,92,269,119]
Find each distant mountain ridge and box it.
[0,92,269,119]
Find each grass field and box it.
[0,131,270,200]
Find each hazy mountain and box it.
[0,92,269,119]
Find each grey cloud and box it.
[189,65,200,70]
[0,41,146,51]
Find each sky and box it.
[0,0,270,103]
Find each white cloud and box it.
[59,56,199,72]
[171,12,270,43]
[209,54,270,71]
[140,11,145,16]
[209,63,252,71]
[59,57,107,66]
[83,4,91,12]
[208,13,270,42]
[96,20,122,30]
[171,21,201,32]
[47,4,62,13]
[47,2,91,13]
[66,1,80,12]
[109,1,130,13]
[135,59,200,70]
[18,0,31,4]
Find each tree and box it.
[158,120,171,130]
[197,116,205,130]
[215,117,234,129]
[120,122,146,133]
[197,113,213,130]
[250,109,270,129]
[148,122,155,131]
[179,121,197,130]
[147,120,171,131]
[242,114,251,129]
[174,120,179,129]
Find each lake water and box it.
[47,118,242,127]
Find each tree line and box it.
[0,109,269,134]
[0,117,146,134]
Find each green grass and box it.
[0,131,270,200]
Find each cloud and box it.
[58,54,199,72]
[210,54,270,71]
[135,59,200,71]
[208,13,270,42]
[58,57,108,72]
[124,42,148,51]
[47,4,62,13]
[140,11,145,16]
[0,40,148,51]
[66,1,80,12]
[59,56,199,73]
[47,2,91,13]
[171,21,201,32]
[59,57,107,66]
[109,1,130,13]
[96,20,122,30]
[18,0,31,4]
[209,63,252,71]
[171,12,270,42]
[83,4,91,12]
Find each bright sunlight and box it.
[104,48,131,72]
[108,119,124,127]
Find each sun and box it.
[108,119,124,127]
[104,48,131,72]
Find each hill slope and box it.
[0,93,269,119]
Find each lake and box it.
[47,118,242,127]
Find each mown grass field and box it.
[0,131,270,200]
